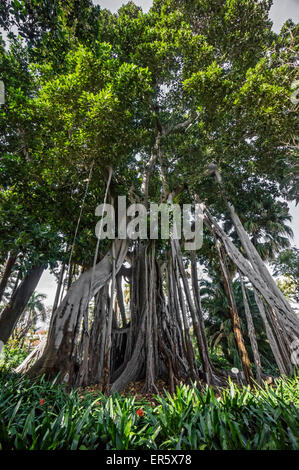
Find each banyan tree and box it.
[1,0,299,392]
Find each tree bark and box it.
[239,275,262,384]
[26,240,128,384]
[116,273,127,327]
[101,242,116,393]
[0,265,44,344]
[144,244,158,393]
[190,251,219,385]
[254,291,289,376]
[11,270,21,297]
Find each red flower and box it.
[39,398,45,405]
[136,409,143,417]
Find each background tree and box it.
[272,247,299,304]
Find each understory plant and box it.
[0,372,298,450]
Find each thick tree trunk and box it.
[110,241,204,394]
[82,285,113,387]
[26,240,128,384]
[110,314,146,393]
[21,235,251,392]
[0,265,44,344]
[111,243,151,393]
[0,253,17,303]
[21,190,296,393]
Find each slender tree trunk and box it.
[239,275,262,384]
[52,263,65,313]
[144,243,158,393]
[172,245,198,381]
[205,208,296,373]
[76,303,90,387]
[116,273,127,327]
[267,305,292,369]
[0,253,17,303]
[214,238,253,385]
[101,242,116,393]
[67,263,74,291]
[190,251,218,385]
[0,265,44,344]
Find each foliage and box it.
[0,338,29,369]
[0,372,298,450]
[0,0,297,276]
[272,247,299,303]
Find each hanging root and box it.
[15,337,47,374]
[21,196,297,392]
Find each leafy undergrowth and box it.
[0,372,298,450]
[0,339,31,370]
